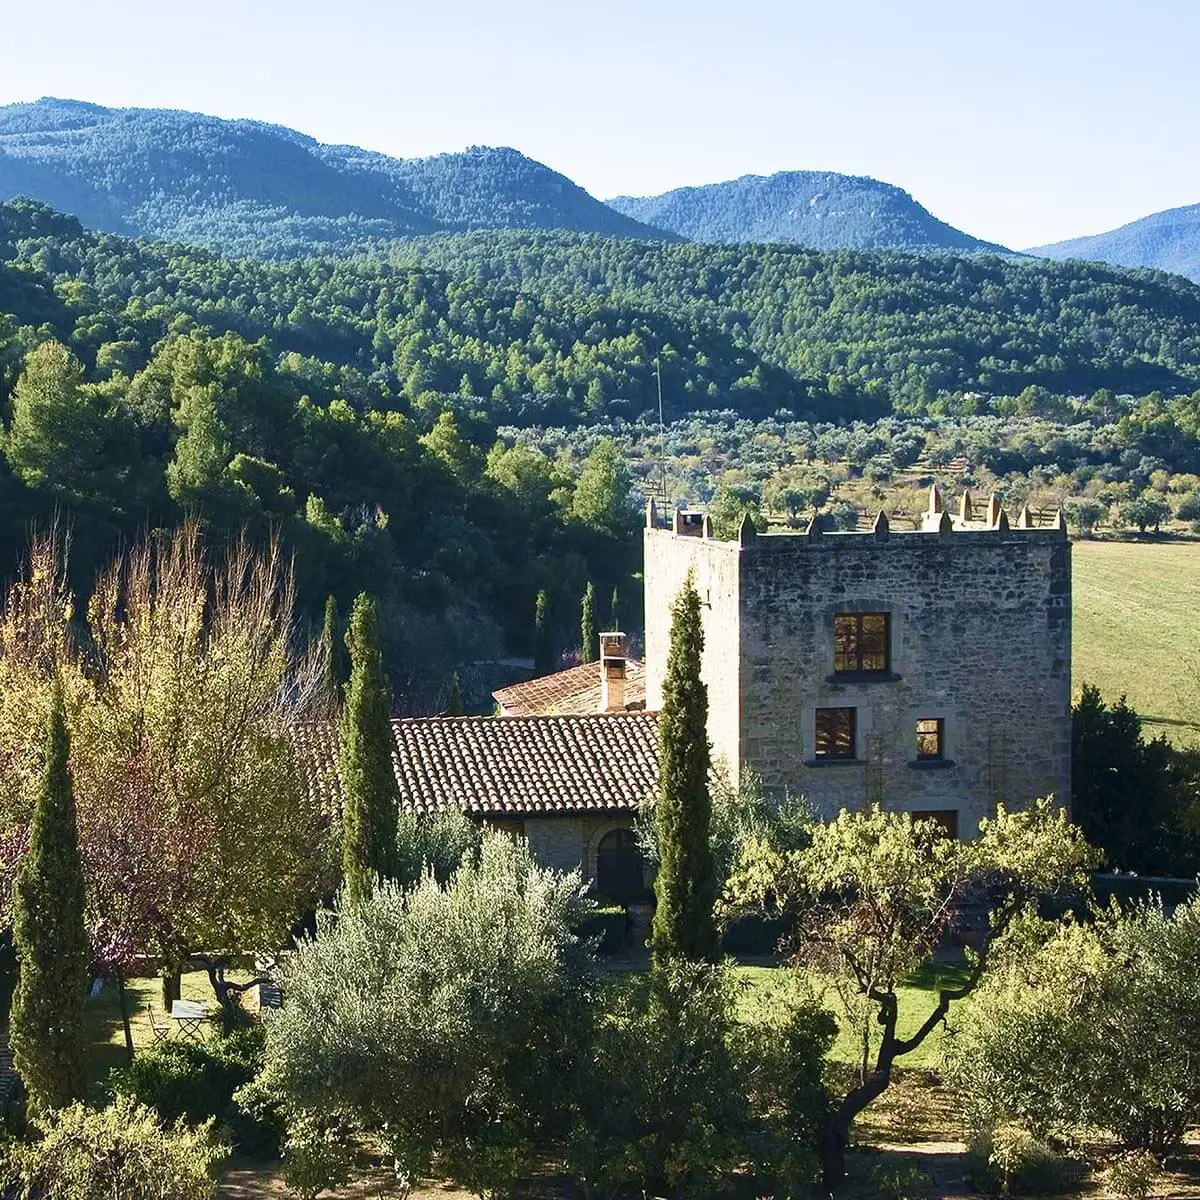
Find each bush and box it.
[566,961,753,1199]
[113,1023,282,1157]
[722,911,788,955]
[966,1124,1071,1196]
[577,906,626,954]
[1105,1150,1159,1200]
[948,899,1200,1153]
[264,831,595,1197]
[394,808,483,888]
[871,1161,933,1200]
[1,1095,226,1199]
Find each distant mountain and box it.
[606,170,1007,253]
[0,97,672,257]
[1028,204,1200,282]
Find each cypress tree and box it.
[446,671,464,716]
[580,582,598,663]
[339,593,400,906]
[319,595,344,709]
[11,678,89,1113]
[610,586,621,632]
[534,589,555,674]
[650,573,719,966]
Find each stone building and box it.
[643,488,1071,837]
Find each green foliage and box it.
[566,961,752,1199]
[580,581,597,662]
[570,438,637,539]
[263,832,594,1197]
[651,574,719,966]
[1,1095,226,1200]
[112,1025,282,1157]
[445,670,463,716]
[534,587,555,674]
[965,1124,1071,1197]
[318,595,343,710]
[948,897,1200,1154]
[871,1162,934,1200]
[10,680,88,1114]
[392,807,482,889]
[1071,684,1197,874]
[339,593,400,905]
[1105,1150,1160,1200]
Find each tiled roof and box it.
[295,711,661,818]
[492,659,646,716]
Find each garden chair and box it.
[145,1003,170,1044]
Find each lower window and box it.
[815,707,856,759]
[911,810,959,839]
[916,717,945,761]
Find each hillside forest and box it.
[4,198,1200,705]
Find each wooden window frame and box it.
[833,612,891,676]
[814,706,857,760]
[915,717,945,762]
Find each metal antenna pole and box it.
[656,356,667,506]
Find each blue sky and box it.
[1,0,1196,249]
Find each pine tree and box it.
[610,586,621,632]
[446,671,464,716]
[534,589,555,674]
[11,678,89,1113]
[319,595,344,710]
[580,582,598,663]
[650,573,719,966]
[339,594,400,906]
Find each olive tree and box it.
[728,798,1095,1192]
[263,832,595,1197]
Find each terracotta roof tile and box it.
[295,711,661,819]
[492,659,646,716]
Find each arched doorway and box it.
[595,828,644,901]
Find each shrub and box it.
[948,898,1200,1153]
[1105,1150,1159,1200]
[871,1161,933,1200]
[264,831,595,1197]
[1,1095,226,1200]
[966,1124,1071,1196]
[113,1023,281,1157]
[577,905,626,954]
[393,807,483,888]
[566,961,752,1199]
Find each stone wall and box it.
[518,813,637,882]
[643,522,743,776]
[643,515,1072,837]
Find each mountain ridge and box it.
[0,97,674,255]
[606,169,1008,253]
[1028,203,1200,283]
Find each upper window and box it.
[834,613,891,674]
[815,707,857,760]
[916,718,945,761]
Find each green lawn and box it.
[1073,539,1200,742]
[83,969,241,1094]
[736,959,969,1070]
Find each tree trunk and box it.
[820,1067,893,1194]
[161,968,181,1009]
[116,972,134,1062]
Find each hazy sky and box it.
[0,0,1195,249]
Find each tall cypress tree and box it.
[610,586,621,632]
[339,593,400,906]
[446,671,464,717]
[651,573,719,966]
[534,589,555,674]
[580,582,598,663]
[11,678,89,1113]
[319,595,344,710]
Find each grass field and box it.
[1073,539,1200,742]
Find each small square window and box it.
[834,613,891,674]
[815,707,856,759]
[916,718,945,761]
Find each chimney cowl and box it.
[599,631,627,712]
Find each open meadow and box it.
[1073,539,1200,742]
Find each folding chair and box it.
[145,1003,170,1045]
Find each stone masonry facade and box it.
[644,502,1071,837]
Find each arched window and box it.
[596,828,644,901]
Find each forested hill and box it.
[1029,203,1200,283]
[606,170,1006,252]
[0,98,672,257]
[390,230,1200,408]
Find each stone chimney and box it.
[599,631,627,713]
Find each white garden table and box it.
[169,999,210,1041]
